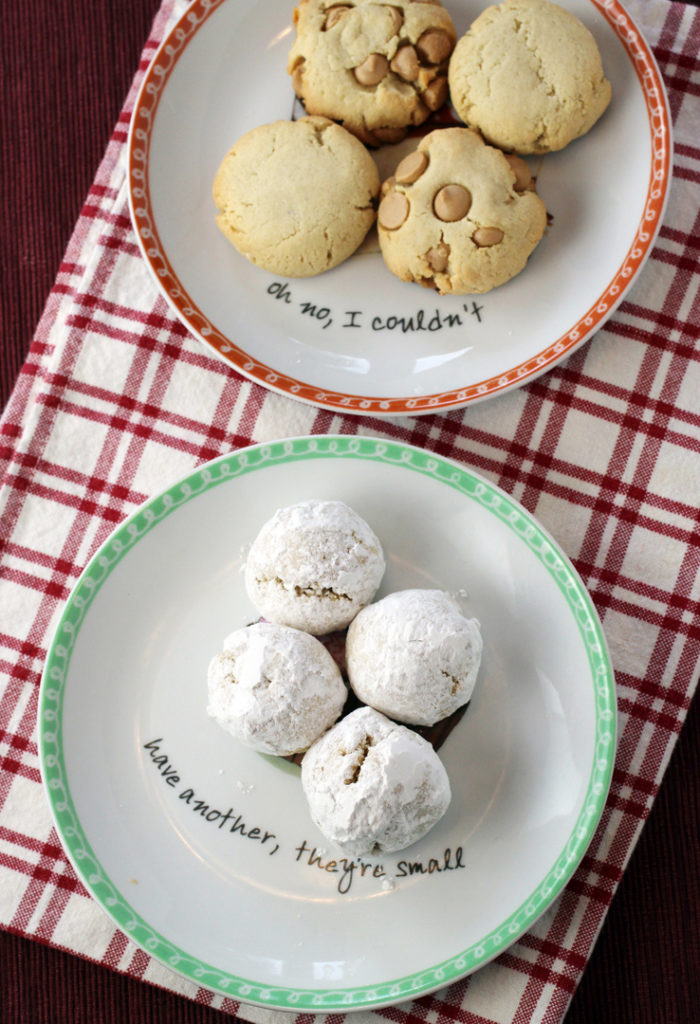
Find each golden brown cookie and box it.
[212,116,379,277]
[376,127,547,294]
[287,0,457,146]
[448,0,612,154]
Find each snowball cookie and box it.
[346,588,483,726]
[245,500,385,635]
[288,0,457,147]
[377,127,547,294]
[207,621,347,756]
[302,706,451,855]
[212,116,379,277]
[448,0,612,154]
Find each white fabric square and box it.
[253,393,319,442]
[0,776,53,844]
[461,958,529,1020]
[70,329,138,398]
[50,890,115,958]
[621,526,687,594]
[584,330,646,393]
[0,578,47,640]
[41,408,110,477]
[554,408,620,476]
[604,607,659,680]
[0,864,30,921]
[129,439,200,497]
[159,358,229,424]
[6,493,81,563]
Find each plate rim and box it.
[127,0,672,417]
[39,435,617,1010]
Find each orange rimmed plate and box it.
[127,0,671,416]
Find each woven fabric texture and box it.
[1,1,699,1022]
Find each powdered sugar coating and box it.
[346,589,482,726]
[207,621,347,756]
[244,500,385,635]
[301,706,451,856]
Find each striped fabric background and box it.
[1,1,698,1022]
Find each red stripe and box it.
[500,951,578,994]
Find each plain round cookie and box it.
[244,499,385,635]
[301,706,451,855]
[212,116,379,277]
[207,621,347,756]
[448,0,612,154]
[376,127,547,294]
[346,589,483,726]
[287,0,457,146]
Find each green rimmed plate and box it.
[39,436,615,1009]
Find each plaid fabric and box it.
[1,1,699,1021]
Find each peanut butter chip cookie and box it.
[377,127,547,294]
[448,0,612,154]
[212,116,379,277]
[287,0,457,145]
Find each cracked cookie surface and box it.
[376,127,547,294]
[448,0,612,154]
[244,499,385,635]
[301,706,451,855]
[287,0,457,145]
[346,589,483,726]
[212,116,379,277]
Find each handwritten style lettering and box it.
[263,281,486,334]
[143,738,279,855]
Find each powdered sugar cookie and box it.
[448,0,612,154]
[212,116,379,277]
[346,588,483,726]
[301,706,451,855]
[376,127,547,294]
[287,0,457,146]
[244,500,385,635]
[207,621,347,756]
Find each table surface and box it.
[1,2,698,1022]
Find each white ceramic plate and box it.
[127,0,671,416]
[40,437,616,1009]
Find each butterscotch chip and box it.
[323,5,351,30]
[378,191,410,230]
[448,0,612,154]
[377,127,547,294]
[434,184,471,222]
[505,153,535,192]
[290,57,305,93]
[426,244,449,272]
[354,53,389,85]
[390,44,419,81]
[422,75,448,111]
[213,117,379,277]
[473,226,504,247]
[395,150,428,184]
[372,126,406,144]
[287,0,456,145]
[416,27,453,63]
[385,6,404,34]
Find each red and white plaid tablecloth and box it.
[1,0,699,1021]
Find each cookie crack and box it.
[294,583,353,601]
[441,668,461,696]
[514,19,557,99]
[344,733,375,785]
